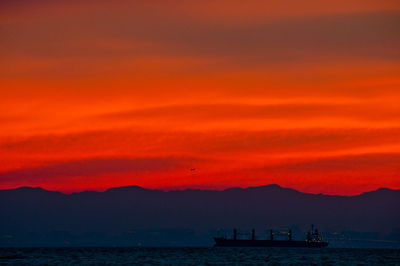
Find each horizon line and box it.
[1,183,398,197]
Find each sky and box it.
[0,0,399,195]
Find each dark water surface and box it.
[0,247,399,265]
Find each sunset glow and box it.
[1,0,399,195]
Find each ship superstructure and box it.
[214,225,328,248]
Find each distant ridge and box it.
[1,184,399,247]
[2,183,398,196]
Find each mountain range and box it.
[1,184,399,247]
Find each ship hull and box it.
[214,238,328,248]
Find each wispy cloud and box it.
[2,11,399,64]
[98,102,400,123]
[0,157,192,183]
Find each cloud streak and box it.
[2,11,400,63]
[0,157,192,183]
[99,102,400,123]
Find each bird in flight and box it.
[190,168,196,171]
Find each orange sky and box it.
[0,0,399,195]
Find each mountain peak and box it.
[359,187,399,197]
[104,185,149,193]
[248,184,283,190]
[17,186,45,190]
[8,186,50,193]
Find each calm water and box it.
[0,247,399,265]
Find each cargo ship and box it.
[214,225,328,248]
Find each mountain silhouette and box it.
[0,184,399,247]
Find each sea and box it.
[0,247,399,265]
